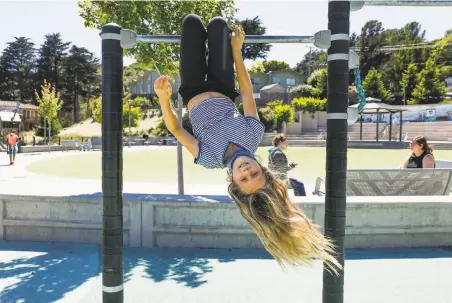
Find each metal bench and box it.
[61,140,80,151]
[314,168,452,196]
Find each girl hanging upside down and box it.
[154,14,341,273]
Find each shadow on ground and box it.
[123,247,262,288]
[0,241,100,303]
[1,240,451,303]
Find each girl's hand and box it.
[231,25,245,52]
[154,75,172,103]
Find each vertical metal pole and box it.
[48,119,51,153]
[389,113,393,141]
[128,102,131,148]
[323,1,349,303]
[359,114,363,140]
[376,109,380,142]
[399,111,403,142]
[101,23,124,303]
[177,96,184,195]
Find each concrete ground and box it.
[0,241,451,303]
[2,148,452,302]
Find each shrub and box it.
[266,99,283,110]
[306,68,325,87]
[306,69,327,99]
[291,97,327,113]
[152,119,170,137]
[274,104,294,129]
[258,107,276,132]
[290,84,314,97]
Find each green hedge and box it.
[291,97,326,113]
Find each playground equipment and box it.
[100,1,452,303]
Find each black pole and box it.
[399,111,403,142]
[323,1,349,303]
[359,114,363,140]
[389,113,393,141]
[101,23,124,303]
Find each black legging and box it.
[178,14,239,105]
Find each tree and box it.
[36,33,71,92]
[90,97,102,123]
[78,0,236,75]
[431,35,452,66]
[61,45,99,123]
[262,60,289,72]
[294,49,327,75]
[247,61,265,73]
[411,58,446,104]
[445,29,452,37]
[400,63,418,103]
[235,16,271,60]
[124,64,146,93]
[358,20,388,80]
[123,103,143,128]
[0,37,36,101]
[362,68,393,102]
[35,80,63,141]
[306,68,327,99]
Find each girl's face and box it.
[232,156,266,194]
[410,140,423,154]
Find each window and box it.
[286,78,296,86]
[26,111,31,120]
[273,77,280,84]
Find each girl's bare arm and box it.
[232,27,259,119]
[160,98,199,159]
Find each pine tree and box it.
[400,63,418,104]
[411,58,446,104]
[36,33,71,91]
[362,68,394,102]
[61,45,99,123]
[0,37,36,101]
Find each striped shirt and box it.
[189,98,265,169]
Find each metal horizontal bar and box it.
[136,35,314,44]
[364,0,452,6]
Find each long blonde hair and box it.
[229,166,342,274]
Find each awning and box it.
[0,111,21,123]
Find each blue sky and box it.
[0,1,451,68]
